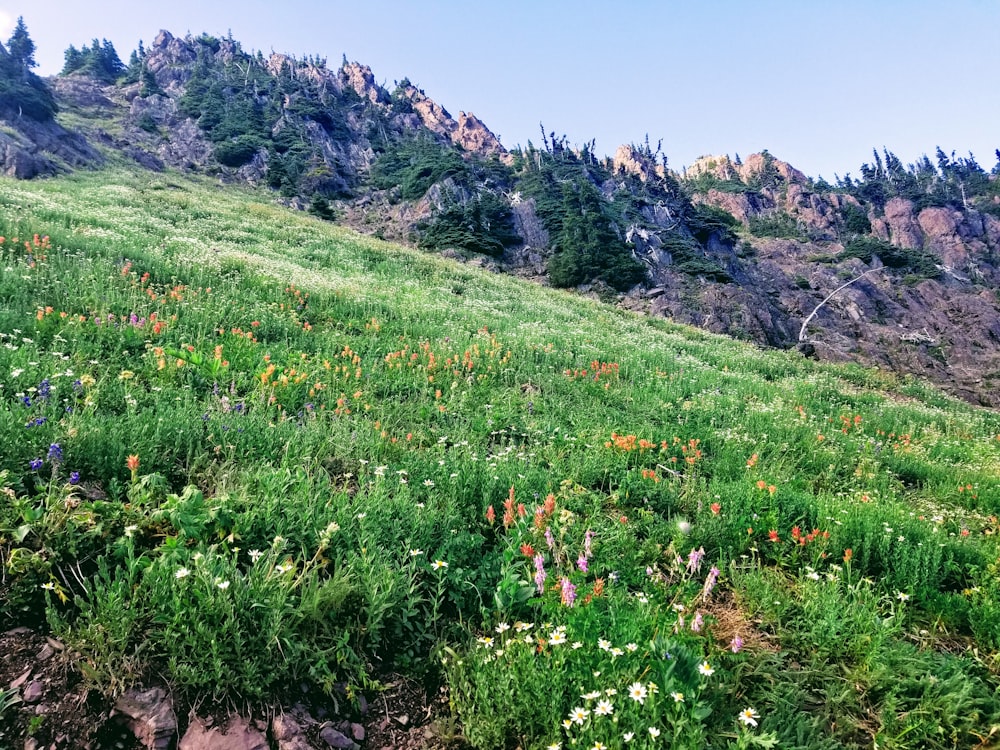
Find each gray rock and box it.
[21,679,44,704]
[271,713,314,750]
[319,725,358,749]
[114,687,177,750]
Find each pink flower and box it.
[729,635,744,653]
[561,577,577,607]
[577,554,588,573]
[533,554,547,594]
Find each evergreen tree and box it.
[0,18,56,120]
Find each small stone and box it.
[350,723,365,742]
[22,679,44,704]
[357,695,368,716]
[10,668,31,690]
[44,637,65,651]
[24,738,39,750]
[394,714,409,727]
[319,725,356,749]
[271,714,313,750]
[178,715,268,750]
[36,643,55,661]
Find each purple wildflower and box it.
[577,554,588,573]
[686,546,705,574]
[29,458,43,471]
[702,566,720,598]
[544,526,554,549]
[69,471,80,484]
[584,529,594,558]
[47,443,63,463]
[37,379,51,400]
[691,611,704,632]
[730,636,744,653]
[560,577,577,608]
[533,553,547,594]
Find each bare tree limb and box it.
[799,267,887,343]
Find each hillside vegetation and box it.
[1,169,1000,748]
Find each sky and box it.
[5,1,999,181]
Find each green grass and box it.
[1,168,999,749]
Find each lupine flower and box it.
[69,471,80,484]
[533,554,547,594]
[560,577,577,607]
[577,554,588,573]
[738,708,760,727]
[29,458,43,471]
[544,526,554,549]
[729,635,744,653]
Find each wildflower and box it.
[605,688,617,696]
[568,707,589,725]
[738,707,760,727]
[175,567,191,579]
[710,502,721,515]
[249,549,263,563]
[275,562,294,574]
[544,526,555,549]
[897,592,910,602]
[477,636,495,649]
[485,505,495,524]
[514,621,534,632]
[432,560,448,570]
[729,635,744,653]
[806,570,820,581]
[127,454,140,472]
[646,681,659,694]
[547,744,562,750]
[216,579,231,590]
[577,554,588,573]
[582,690,601,700]
[41,582,56,591]
[627,682,647,704]
[648,727,661,738]
[625,642,638,652]
[561,577,577,607]
[495,622,510,634]
[703,565,720,598]
[572,641,583,649]
[584,529,594,558]
[768,529,780,543]
[29,458,43,471]
[597,638,612,651]
[697,661,715,676]
[47,443,63,463]
[69,471,80,484]
[561,719,573,731]
[843,548,853,563]
[609,647,623,657]
[534,553,547,594]
[671,691,684,703]
[591,743,607,750]
[549,630,568,646]
[691,612,704,632]
[686,546,705,573]
[124,525,138,538]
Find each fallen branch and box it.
[798,267,887,343]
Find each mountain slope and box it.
[4,28,1000,405]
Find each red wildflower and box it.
[768,530,780,543]
[710,502,721,515]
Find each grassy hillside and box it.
[1,169,999,749]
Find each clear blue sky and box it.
[7,0,999,181]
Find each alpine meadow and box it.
[1,17,1000,750]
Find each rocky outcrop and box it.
[400,83,504,156]
[0,113,102,178]
[613,144,664,182]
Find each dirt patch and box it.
[0,626,139,750]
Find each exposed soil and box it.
[1,625,460,750]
